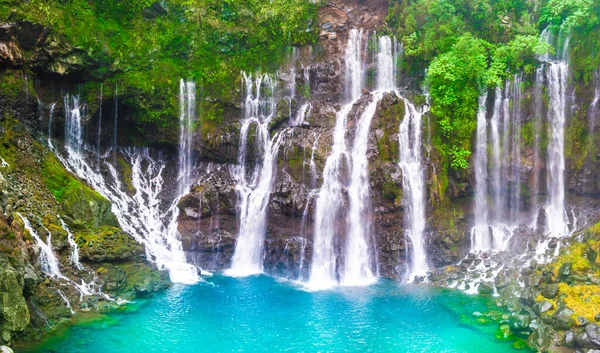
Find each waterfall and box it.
[226,73,285,277]
[342,92,381,285]
[531,66,545,229]
[542,29,570,238]
[509,75,523,225]
[17,213,62,277]
[113,84,118,162]
[308,102,352,289]
[490,87,503,223]
[399,97,429,281]
[47,103,56,145]
[59,217,82,270]
[57,290,75,314]
[308,30,365,289]
[309,133,319,189]
[64,95,84,154]
[471,93,490,251]
[345,28,364,101]
[97,84,103,169]
[290,102,311,127]
[56,92,199,284]
[178,80,196,196]
[377,36,397,91]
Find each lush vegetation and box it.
[0,0,319,138]
[387,0,600,196]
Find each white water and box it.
[227,73,285,277]
[308,101,353,289]
[345,28,364,101]
[178,80,196,196]
[113,84,118,162]
[470,75,523,254]
[471,93,490,251]
[57,289,75,314]
[542,30,570,238]
[97,84,103,169]
[0,157,8,168]
[56,94,199,284]
[531,66,545,229]
[290,102,311,127]
[47,102,56,145]
[59,217,82,270]
[16,213,62,277]
[399,97,429,281]
[342,91,381,286]
[308,30,365,289]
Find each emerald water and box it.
[17,276,525,353]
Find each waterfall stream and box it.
[227,73,285,277]
[399,97,430,281]
[54,91,199,284]
[544,33,570,238]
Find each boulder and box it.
[552,306,575,330]
[534,300,554,315]
[576,323,600,349]
[0,346,14,353]
[0,262,29,344]
[557,262,572,279]
[540,283,559,299]
[78,227,143,262]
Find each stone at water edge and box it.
[0,346,14,353]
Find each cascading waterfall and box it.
[399,97,429,281]
[113,84,118,162]
[60,217,82,270]
[47,102,56,145]
[531,66,545,229]
[290,102,311,127]
[341,35,398,285]
[470,75,523,253]
[178,80,196,196]
[471,93,490,251]
[64,95,84,154]
[342,92,380,286]
[542,29,570,238]
[97,84,103,169]
[57,93,199,284]
[345,28,364,101]
[309,33,399,288]
[227,73,285,277]
[308,29,364,289]
[17,213,62,277]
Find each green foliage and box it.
[1,0,319,135]
[426,34,487,170]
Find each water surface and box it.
[17,275,526,352]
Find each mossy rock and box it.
[98,262,170,300]
[42,153,118,228]
[0,259,29,344]
[78,227,143,262]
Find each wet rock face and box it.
[178,89,437,280]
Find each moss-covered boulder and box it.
[41,154,118,228]
[0,258,29,344]
[98,263,170,299]
[78,227,143,262]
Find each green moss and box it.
[78,226,143,262]
[42,153,118,228]
[382,182,402,202]
[117,156,135,194]
[3,0,319,135]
